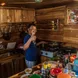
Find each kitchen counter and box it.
[0,49,14,54]
[0,54,26,78]
[8,61,76,78]
[9,63,42,78]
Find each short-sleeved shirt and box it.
[24,34,37,61]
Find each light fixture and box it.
[1,3,6,6]
[35,0,43,3]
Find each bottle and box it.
[73,50,78,75]
[64,64,69,74]
[41,66,45,75]
[41,66,46,78]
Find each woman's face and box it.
[28,26,37,35]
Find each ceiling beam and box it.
[6,0,73,4]
[0,0,75,9]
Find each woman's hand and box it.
[30,36,36,41]
[37,41,48,46]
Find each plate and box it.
[33,70,40,74]
[25,68,32,74]
[20,74,30,78]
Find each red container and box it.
[50,68,62,76]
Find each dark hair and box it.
[27,22,36,29]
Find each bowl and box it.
[20,74,30,78]
[25,68,32,74]
[29,74,41,78]
[50,68,62,76]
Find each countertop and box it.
[9,63,42,78]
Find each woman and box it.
[23,24,47,68]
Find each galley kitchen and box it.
[0,0,78,78]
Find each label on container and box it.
[64,68,68,74]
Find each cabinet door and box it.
[0,59,14,78]
[15,9,22,22]
[0,9,2,23]
[13,56,26,74]
[9,9,15,23]
[22,9,28,22]
[19,57,26,71]
[0,9,15,23]
[0,9,7,23]
[0,55,25,78]
[2,9,8,23]
[13,58,20,74]
[28,9,35,22]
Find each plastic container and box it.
[29,74,41,78]
[73,58,78,75]
[73,51,78,75]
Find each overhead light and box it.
[35,0,43,3]
[1,3,6,6]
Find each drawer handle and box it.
[41,52,43,54]
[45,53,48,55]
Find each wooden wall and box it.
[0,23,27,43]
[63,3,78,48]
[36,6,66,20]
[36,20,64,42]
[36,4,78,48]
[36,6,65,42]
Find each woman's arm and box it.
[36,41,48,46]
[23,36,36,50]
[23,38,32,50]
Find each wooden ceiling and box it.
[0,0,76,9]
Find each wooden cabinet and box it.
[0,9,8,23]
[0,8,35,23]
[15,9,22,22]
[0,9,15,23]
[0,59,14,78]
[22,9,35,22]
[0,54,26,78]
[9,9,15,23]
[22,9,29,22]
[28,9,35,22]
[13,55,25,74]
